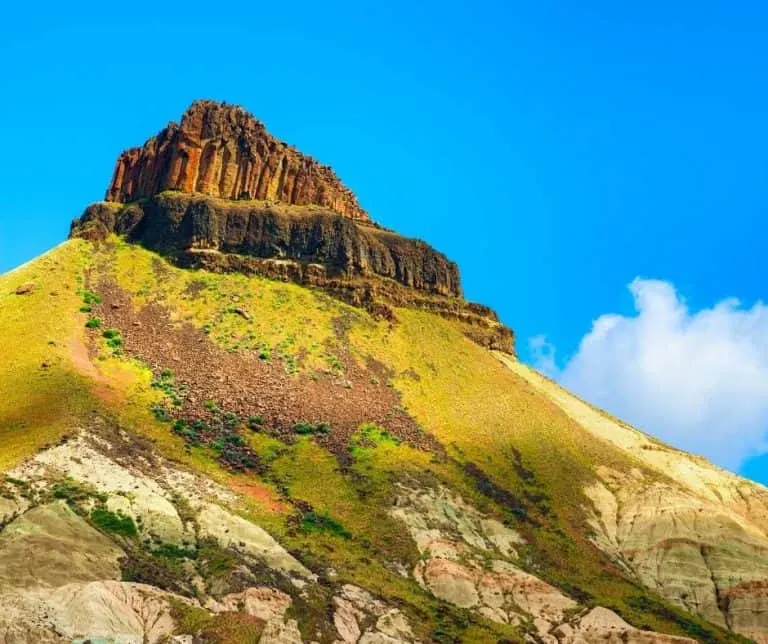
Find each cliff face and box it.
[74,194,460,298]
[105,101,368,221]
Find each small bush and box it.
[197,537,236,579]
[247,415,263,430]
[79,289,103,306]
[102,328,123,348]
[90,507,138,538]
[153,542,196,560]
[151,404,171,422]
[52,477,106,506]
[293,421,331,436]
[300,511,351,539]
[85,317,103,329]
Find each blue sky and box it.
[1,1,767,482]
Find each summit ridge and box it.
[105,100,368,221]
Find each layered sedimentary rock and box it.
[500,356,768,644]
[105,101,368,221]
[73,193,460,297]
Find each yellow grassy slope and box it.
[0,238,746,642]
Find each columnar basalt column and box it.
[105,100,369,221]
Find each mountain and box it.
[0,101,766,644]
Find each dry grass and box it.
[0,241,96,469]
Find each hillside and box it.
[1,101,767,644]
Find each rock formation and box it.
[75,99,517,353]
[73,194,461,298]
[105,100,368,221]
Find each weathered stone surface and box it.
[0,581,194,644]
[196,502,313,578]
[500,355,768,644]
[73,100,517,353]
[73,193,460,297]
[554,606,695,643]
[14,282,35,295]
[332,584,418,643]
[41,581,184,643]
[390,480,695,642]
[0,502,123,590]
[106,100,368,221]
[15,434,190,544]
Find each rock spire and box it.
[105,100,368,221]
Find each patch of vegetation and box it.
[51,477,107,507]
[78,289,103,306]
[348,422,401,458]
[85,316,103,329]
[293,421,331,436]
[462,461,530,522]
[197,537,237,579]
[121,535,236,598]
[247,415,264,430]
[197,612,265,644]
[90,507,138,538]
[151,403,172,422]
[102,328,124,352]
[120,547,192,595]
[169,599,214,635]
[154,542,197,560]
[325,353,343,372]
[299,510,351,539]
[152,369,186,407]
[0,240,97,471]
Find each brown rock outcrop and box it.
[73,193,460,297]
[106,100,368,220]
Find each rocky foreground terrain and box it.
[1,101,767,643]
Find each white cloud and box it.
[529,334,558,378]
[531,278,768,470]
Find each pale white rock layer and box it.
[498,354,768,643]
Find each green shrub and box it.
[90,507,138,538]
[197,537,236,579]
[151,404,171,422]
[247,415,264,430]
[102,328,123,347]
[52,477,107,506]
[299,511,351,539]
[293,421,331,435]
[78,289,103,306]
[153,542,196,560]
[85,317,103,329]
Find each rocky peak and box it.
[105,100,369,221]
[77,100,515,353]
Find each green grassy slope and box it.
[0,238,745,643]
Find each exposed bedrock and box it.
[73,193,460,296]
[105,100,368,221]
[71,193,515,353]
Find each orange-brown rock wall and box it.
[106,101,369,221]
